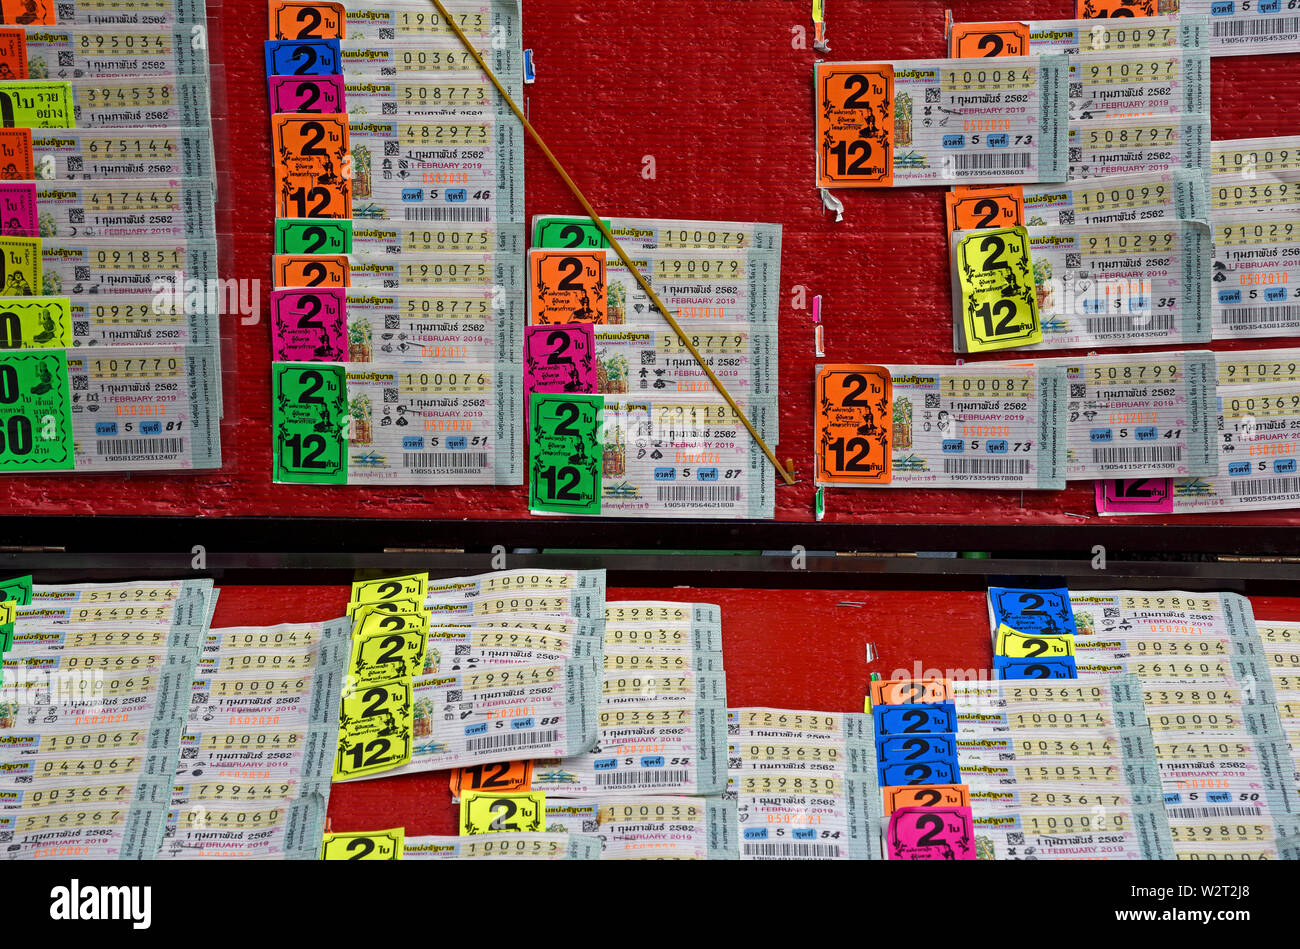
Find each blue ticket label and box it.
[877,733,958,765]
[879,758,961,786]
[265,39,341,77]
[988,587,1078,637]
[873,702,958,736]
[993,655,1079,679]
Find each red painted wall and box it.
[208,584,1300,836]
[5,0,1297,528]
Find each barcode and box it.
[655,486,742,502]
[403,452,488,470]
[1091,445,1182,464]
[942,457,1031,475]
[1230,476,1300,498]
[1169,806,1265,818]
[742,842,841,859]
[1224,305,1299,328]
[952,152,1032,171]
[95,438,184,457]
[403,207,490,222]
[594,769,691,788]
[1213,17,1299,38]
[1085,313,1176,336]
[464,729,557,752]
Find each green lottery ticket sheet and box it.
[532,215,782,254]
[1064,46,1209,121]
[528,393,776,520]
[18,25,211,78]
[346,117,522,225]
[326,0,522,46]
[10,178,216,241]
[0,346,220,473]
[28,127,216,183]
[813,56,1070,188]
[956,220,1213,351]
[1036,349,1217,480]
[1018,169,1209,227]
[271,360,521,485]
[403,833,601,860]
[948,14,1208,56]
[1067,113,1209,182]
[1212,208,1300,340]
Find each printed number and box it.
[913,814,945,847]
[361,687,390,718]
[294,6,324,38]
[1025,664,1051,679]
[294,81,321,111]
[487,798,519,831]
[1017,592,1047,616]
[0,311,20,348]
[558,225,586,249]
[913,788,943,807]
[840,372,874,407]
[900,710,927,733]
[375,580,403,599]
[299,226,329,254]
[289,44,319,75]
[288,186,331,217]
[539,465,582,500]
[345,837,375,859]
[461,763,515,790]
[555,257,584,291]
[298,370,325,403]
[900,737,930,759]
[977,34,1004,56]
[285,434,327,468]
[346,737,392,769]
[296,294,324,329]
[979,234,1008,271]
[551,401,580,436]
[903,763,933,784]
[545,330,572,365]
[974,300,1019,337]
[1023,638,1050,658]
[842,74,873,108]
[829,140,872,176]
[300,262,329,286]
[973,198,1000,228]
[826,437,873,472]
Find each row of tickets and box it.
[1062,0,1300,57]
[812,349,1300,514]
[265,2,527,489]
[332,570,606,784]
[0,2,225,474]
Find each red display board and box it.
[3,0,1296,527]
[208,584,1300,837]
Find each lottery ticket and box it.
[188,670,343,727]
[527,701,725,796]
[1065,46,1209,120]
[6,0,208,25]
[55,74,212,128]
[274,252,520,294]
[324,0,521,46]
[736,771,878,859]
[958,727,1155,768]
[431,568,607,598]
[39,237,216,295]
[1038,349,1217,480]
[11,178,216,240]
[528,394,776,519]
[1175,0,1300,56]
[813,56,1070,188]
[174,723,333,791]
[347,222,523,259]
[26,578,214,620]
[970,785,1174,859]
[155,798,325,859]
[24,126,215,182]
[953,675,1138,708]
[600,670,726,707]
[1211,168,1300,215]
[1070,590,1257,641]
[1068,113,1209,181]
[341,71,515,120]
[1212,135,1300,177]
[0,346,220,473]
[1155,735,1295,794]
[1212,208,1300,340]
[0,801,164,859]
[949,14,1208,57]
[424,586,602,619]
[588,797,738,860]
[270,286,515,365]
[0,719,181,763]
[815,362,1066,490]
[346,117,522,225]
[607,601,720,627]
[19,25,210,78]
[270,360,520,485]
[5,621,197,651]
[1018,169,1209,226]
[532,215,782,254]
[0,772,172,810]
[604,647,722,674]
[403,833,601,860]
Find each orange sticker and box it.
[0,28,28,80]
[0,0,53,25]
[949,22,1031,58]
[870,678,954,707]
[449,761,534,799]
[1077,0,1156,17]
[529,249,606,325]
[274,254,351,288]
[882,785,971,814]
[269,1,347,40]
[815,364,892,485]
[272,113,352,220]
[814,63,894,188]
[0,128,32,179]
[944,186,1024,234]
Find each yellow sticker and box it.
[953,225,1040,352]
[350,627,428,682]
[333,729,411,781]
[350,573,428,604]
[339,677,413,740]
[347,597,426,623]
[994,622,1076,659]
[0,298,72,349]
[353,610,430,638]
[0,600,13,625]
[459,791,547,835]
[321,828,404,860]
[0,235,42,298]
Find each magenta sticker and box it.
[1095,478,1174,515]
[0,181,37,236]
[271,287,347,362]
[886,807,975,860]
[523,324,596,417]
[268,74,347,114]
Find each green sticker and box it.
[0,298,72,349]
[528,393,601,515]
[272,362,347,484]
[276,219,353,255]
[0,350,73,471]
[0,82,75,129]
[0,600,14,654]
[533,217,611,250]
[0,575,32,606]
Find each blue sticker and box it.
[873,702,957,736]
[878,758,960,786]
[265,39,342,77]
[988,587,1077,637]
[994,655,1078,680]
[877,733,958,764]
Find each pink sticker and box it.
[523,324,596,417]
[886,806,976,860]
[271,287,347,362]
[0,181,37,236]
[1095,478,1174,515]
[268,74,347,114]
